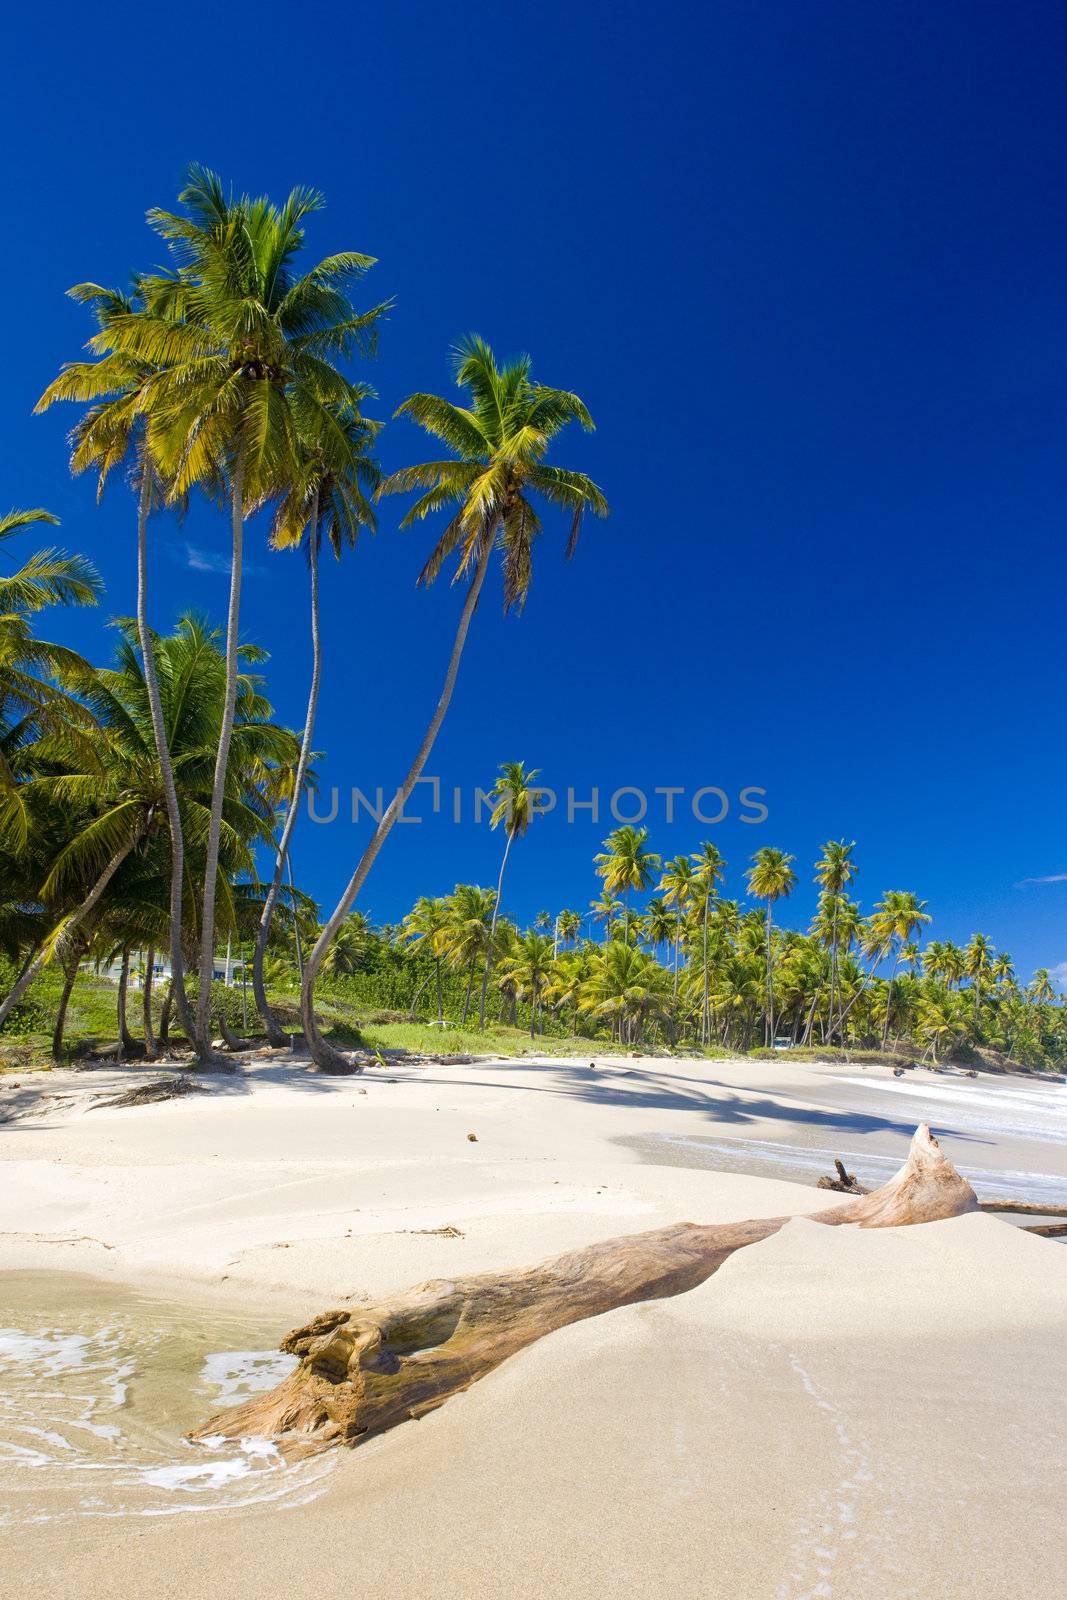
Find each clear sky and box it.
[8,0,1067,979]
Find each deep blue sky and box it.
[8,0,1067,979]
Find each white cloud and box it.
[185,544,232,575]
[1049,962,1067,989]
[1015,873,1067,887]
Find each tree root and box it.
[190,1125,975,1459]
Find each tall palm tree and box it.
[0,615,297,1029]
[109,164,386,1057]
[299,336,607,1071]
[555,907,582,951]
[814,839,856,1042]
[478,760,543,1028]
[964,932,994,1027]
[589,889,623,942]
[746,847,797,1045]
[498,930,555,1036]
[443,884,498,1024]
[593,826,660,940]
[658,854,696,1003]
[251,396,380,1042]
[691,841,726,1045]
[867,890,932,1045]
[36,280,198,1039]
[401,896,450,1022]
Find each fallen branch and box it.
[816,1158,869,1194]
[192,1124,975,1458]
[91,1077,208,1109]
[977,1199,1067,1217]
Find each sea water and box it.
[0,1273,335,1524]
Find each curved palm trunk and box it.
[135,473,194,1042]
[881,950,901,1047]
[286,850,305,982]
[300,531,494,1073]
[478,828,514,1029]
[142,946,157,1059]
[195,462,244,1060]
[51,940,84,1061]
[253,500,321,1045]
[0,834,140,1029]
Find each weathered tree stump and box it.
[191,1124,976,1458]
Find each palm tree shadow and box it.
[412,1059,992,1146]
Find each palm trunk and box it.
[134,471,194,1041]
[117,948,135,1059]
[461,959,475,1025]
[765,903,774,1046]
[881,952,900,1047]
[51,942,83,1061]
[829,895,839,1043]
[195,460,244,1059]
[142,945,157,1059]
[478,828,514,1029]
[701,891,710,1046]
[435,956,443,1023]
[253,498,321,1045]
[673,909,681,1001]
[0,834,140,1029]
[159,980,174,1047]
[300,528,494,1073]
[286,850,304,983]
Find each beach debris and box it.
[402,1225,464,1238]
[90,1076,207,1109]
[816,1158,870,1195]
[467,1132,478,1141]
[191,1125,977,1459]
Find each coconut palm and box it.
[478,760,543,1028]
[594,826,660,940]
[498,930,555,1036]
[555,907,582,952]
[0,616,298,1029]
[35,280,201,1040]
[658,855,696,1004]
[401,896,450,1022]
[443,884,498,1024]
[251,395,381,1042]
[867,890,932,1045]
[590,889,623,942]
[104,164,385,1057]
[814,840,856,1042]
[745,847,797,1045]
[691,841,726,1045]
[299,336,607,1070]
[964,932,994,1026]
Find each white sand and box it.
[2,1053,1065,1597]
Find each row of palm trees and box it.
[1,164,607,1070]
[335,826,1061,1065]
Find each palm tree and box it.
[443,884,497,1024]
[814,840,856,1042]
[0,616,297,1030]
[590,889,623,942]
[319,911,372,980]
[36,280,200,1040]
[401,896,450,1022]
[579,942,669,1046]
[593,826,660,940]
[555,908,582,951]
[498,930,555,1036]
[745,847,797,1045]
[658,855,696,1004]
[108,164,386,1058]
[478,760,543,1028]
[691,841,726,1045]
[867,890,932,1045]
[299,336,607,1071]
[964,932,994,1027]
[251,396,380,1042]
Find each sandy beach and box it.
[2,1052,1065,1597]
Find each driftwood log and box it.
[192,1125,977,1458]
